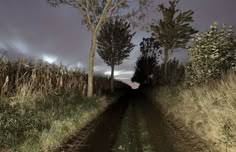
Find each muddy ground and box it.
[55,90,211,152]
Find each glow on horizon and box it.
[0,42,7,50]
[42,55,57,64]
[104,70,134,77]
[12,41,29,54]
[77,62,84,68]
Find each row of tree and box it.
[131,37,185,87]
[47,0,149,96]
[96,0,197,89]
[132,0,196,87]
[132,1,236,87]
[46,0,236,94]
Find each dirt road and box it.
[55,90,210,152]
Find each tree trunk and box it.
[86,0,112,97]
[164,49,169,77]
[110,64,115,93]
[87,32,97,97]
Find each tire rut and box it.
[140,93,211,152]
[55,96,129,152]
[55,91,211,152]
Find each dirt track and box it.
[139,92,210,152]
[55,90,210,152]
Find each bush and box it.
[153,59,185,86]
[185,22,236,85]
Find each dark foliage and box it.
[151,0,197,76]
[97,18,135,66]
[131,38,161,87]
[153,59,185,86]
[97,18,135,92]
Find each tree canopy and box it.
[46,0,151,96]
[97,18,135,92]
[151,0,197,76]
[97,18,135,66]
[132,37,161,86]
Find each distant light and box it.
[77,62,84,68]
[104,70,134,77]
[42,55,57,64]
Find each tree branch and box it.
[85,0,93,30]
[95,0,112,32]
[108,0,127,15]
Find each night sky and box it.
[0,0,236,85]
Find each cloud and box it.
[0,0,236,84]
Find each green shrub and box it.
[185,22,236,85]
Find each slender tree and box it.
[47,0,150,97]
[97,18,135,92]
[151,0,197,76]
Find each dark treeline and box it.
[131,0,236,89]
[131,37,185,88]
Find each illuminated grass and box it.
[112,102,154,152]
[0,95,110,152]
[153,73,236,152]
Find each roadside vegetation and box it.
[153,72,236,152]
[131,1,236,152]
[0,94,111,152]
[0,56,127,151]
[149,23,236,152]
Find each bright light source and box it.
[77,62,84,68]
[104,70,134,77]
[42,55,57,64]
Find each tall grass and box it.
[0,56,127,99]
[153,72,236,152]
[0,94,111,152]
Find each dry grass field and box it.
[0,56,125,151]
[153,72,236,152]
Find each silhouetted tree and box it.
[151,0,197,76]
[97,18,135,92]
[132,56,157,86]
[132,37,161,87]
